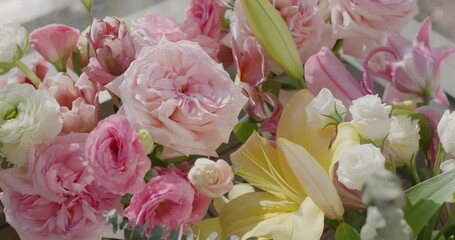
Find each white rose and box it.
[0,22,27,64]
[305,88,346,128]
[337,144,386,191]
[0,84,63,165]
[385,115,420,166]
[188,158,234,198]
[437,110,455,156]
[349,94,392,141]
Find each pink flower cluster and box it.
[0,115,150,239]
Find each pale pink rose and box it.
[188,158,233,198]
[85,115,150,195]
[84,17,136,86]
[30,24,80,71]
[132,13,219,59]
[106,40,247,158]
[41,73,100,134]
[231,0,333,65]
[185,0,227,38]
[124,168,196,237]
[363,18,455,106]
[330,0,418,57]
[0,168,118,240]
[27,133,91,202]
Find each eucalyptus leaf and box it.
[404,170,455,235]
[335,223,360,240]
[240,0,304,87]
[233,122,259,143]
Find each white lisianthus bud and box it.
[0,84,62,165]
[137,129,154,155]
[306,88,346,128]
[385,116,420,166]
[337,144,386,191]
[349,95,392,141]
[437,110,455,156]
[188,158,234,198]
[0,22,27,73]
[440,159,455,173]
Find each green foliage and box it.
[335,223,360,240]
[233,122,259,143]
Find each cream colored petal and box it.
[330,122,360,177]
[277,89,335,171]
[191,218,222,240]
[219,192,299,238]
[278,138,344,220]
[242,197,324,240]
[230,132,306,203]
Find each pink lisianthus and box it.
[40,73,100,134]
[85,115,150,195]
[0,58,48,88]
[0,168,118,240]
[27,133,92,202]
[185,0,227,39]
[106,40,247,159]
[330,0,418,58]
[131,13,219,59]
[231,0,333,66]
[30,24,80,72]
[124,167,210,237]
[84,17,136,86]
[363,18,455,105]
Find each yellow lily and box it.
[212,89,344,239]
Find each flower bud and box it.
[0,22,28,74]
[188,158,234,198]
[385,116,420,166]
[306,88,346,128]
[137,129,155,155]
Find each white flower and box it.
[440,159,455,173]
[188,158,234,198]
[337,144,386,191]
[0,22,27,64]
[305,88,346,128]
[385,115,420,166]
[349,94,392,141]
[0,84,62,165]
[437,110,455,156]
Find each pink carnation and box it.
[106,40,247,158]
[85,115,151,195]
[40,73,100,134]
[132,13,219,59]
[331,0,418,57]
[124,167,210,237]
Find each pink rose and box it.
[331,0,418,57]
[124,167,210,237]
[84,17,136,86]
[132,13,219,59]
[0,168,117,240]
[231,0,333,65]
[188,158,233,198]
[107,40,247,158]
[40,73,99,134]
[30,24,80,72]
[85,115,150,195]
[185,0,227,38]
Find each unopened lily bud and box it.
[137,129,154,154]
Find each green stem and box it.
[434,144,446,176]
[434,206,455,240]
[14,60,41,88]
[405,157,420,184]
[297,76,306,89]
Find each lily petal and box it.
[192,218,222,240]
[277,89,334,171]
[330,123,360,177]
[278,138,344,220]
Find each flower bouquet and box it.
[1,0,455,239]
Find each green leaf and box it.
[240,0,304,87]
[392,109,434,153]
[270,73,301,90]
[71,47,84,76]
[335,223,361,240]
[404,170,455,235]
[233,122,258,143]
[149,225,164,240]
